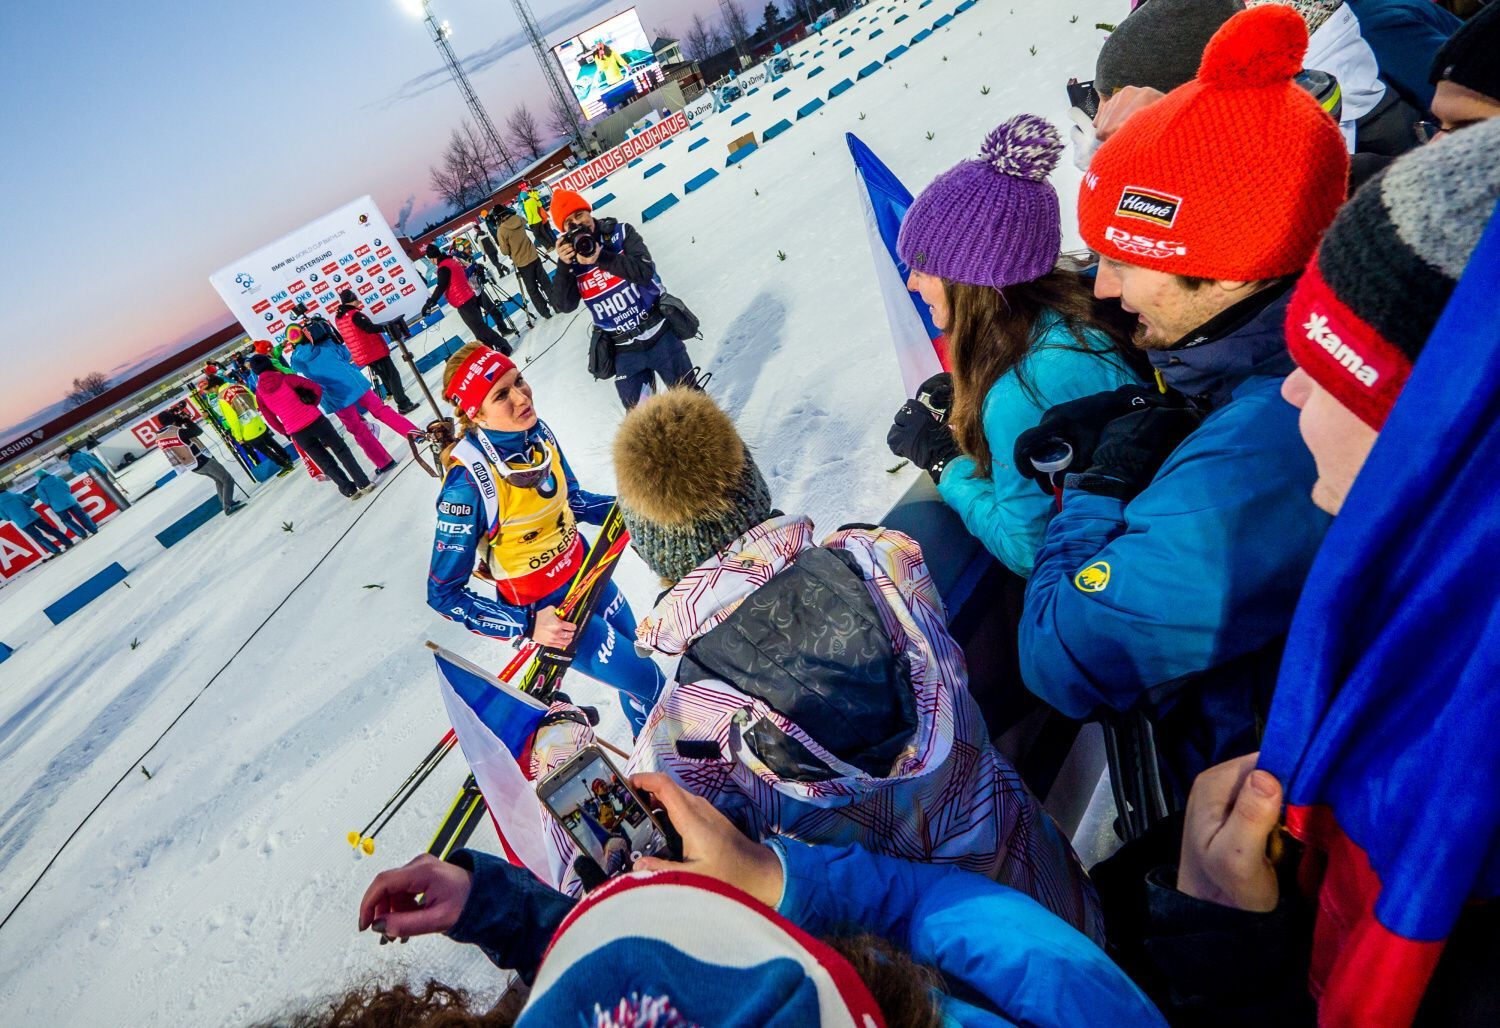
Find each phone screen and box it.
[537,748,669,876]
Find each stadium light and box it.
[399,0,516,175]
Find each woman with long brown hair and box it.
[887,114,1144,576]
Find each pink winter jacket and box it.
[254,370,324,436]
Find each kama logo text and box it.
[1303,311,1380,386]
[1116,186,1182,227]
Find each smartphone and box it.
[536,746,672,877]
[1066,77,1101,120]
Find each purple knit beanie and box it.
[897,114,1064,290]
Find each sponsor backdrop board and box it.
[209,196,424,347]
[552,7,664,120]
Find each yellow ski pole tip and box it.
[347,831,361,847]
[362,838,376,855]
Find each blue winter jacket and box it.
[1020,285,1330,789]
[1347,0,1460,114]
[426,422,614,639]
[288,341,372,413]
[33,471,82,511]
[67,451,110,477]
[0,490,42,526]
[937,311,1139,577]
[445,840,1165,1026]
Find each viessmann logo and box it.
[1116,186,1182,228]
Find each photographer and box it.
[421,242,513,355]
[547,189,700,410]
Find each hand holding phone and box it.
[631,771,784,910]
[358,853,473,941]
[537,747,675,879]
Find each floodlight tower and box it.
[403,0,517,174]
[509,0,587,146]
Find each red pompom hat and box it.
[1078,5,1348,281]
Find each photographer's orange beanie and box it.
[1078,5,1348,281]
[550,189,591,232]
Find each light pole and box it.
[508,0,587,149]
[401,0,517,175]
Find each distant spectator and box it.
[0,480,73,557]
[885,114,1143,576]
[494,205,553,319]
[248,355,372,499]
[1420,0,1500,140]
[32,469,98,539]
[286,321,418,476]
[519,185,554,250]
[65,446,123,496]
[1015,7,1349,793]
[204,374,293,476]
[333,289,418,415]
[155,407,245,516]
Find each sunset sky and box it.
[0,0,726,435]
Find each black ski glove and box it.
[887,373,960,484]
[1013,384,1180,495]
[1070,405,1202,501]
[292,385,320,405]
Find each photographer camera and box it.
[547,189,702,410]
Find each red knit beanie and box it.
[1078,5,1348,281]
[550,189,591,232]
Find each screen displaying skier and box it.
[536,746,670,876]
[551,8,665,120]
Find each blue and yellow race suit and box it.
[427,420,662,731]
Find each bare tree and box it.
[681,11,720,62]
[545,89,582,145]
[428,122,499,213]
[721,0,754,55]
[66,372,110,408]
[505,104,546,161]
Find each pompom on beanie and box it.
[1286,117,1500,430]
[897,114,1064,290]
[1079,5,1349,282]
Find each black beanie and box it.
[1429,1,1500,102]
[338,287,358,305]
[1095,0,1246,96]
[425,243,442,260]
[248,354,275,374]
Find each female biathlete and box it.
[426,343,663,733]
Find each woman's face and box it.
[472,368,537,432]
[906,268,950,331]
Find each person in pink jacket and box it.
[249,355,372,499]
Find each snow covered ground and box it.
[0,1,1121,1021]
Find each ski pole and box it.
[348,728,456,849]
[358,738,458,855]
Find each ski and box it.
[426,773,487,859]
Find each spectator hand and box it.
[556,240,577,265]
[1093,85,1167,143]
[1074,404,1201,501]
[887,373,960,484]
[532,606,578,649]
[1178,754,1283,913]
[1013,384,1171,494]
[359,853,473,940]
[632,772,784,910]
[1068,105,1100,172]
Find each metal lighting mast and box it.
[509,0,587,147]
[407,0,516,174]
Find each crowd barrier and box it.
[641,193,680,221]
[796,97,826,119]
[828,78,855,99]
[684,168,719,194]
[858,61,883,80]
[762,118,793,143]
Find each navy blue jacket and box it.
[1021,285,1330,789]
[426,422,613,639]
[1348,0,1460,114]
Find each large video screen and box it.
[551,7,665,120]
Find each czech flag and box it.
[845,133,947,397]
[432,645,557,883]
[1259,203,1500,1026]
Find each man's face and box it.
[1280,368,1378,515]
[1429,80,1500,138]
[1094,257,1250,349]
[562,210,595,234]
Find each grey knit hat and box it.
[1095,0,1246,96]
[613,389,776,584]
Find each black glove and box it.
[421,301,436,317]
[1013,384,1181,495]
[1071,405,1202,501]
[887,373,960,484]
[292,385,320,405]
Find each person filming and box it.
[547,189,700,410]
